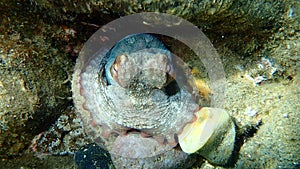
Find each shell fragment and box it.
[178,107,235,165]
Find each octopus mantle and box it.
[72,34,199,159]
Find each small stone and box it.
[75,143,114,169]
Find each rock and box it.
[0,1,73,157]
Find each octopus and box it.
[72,33,236,168]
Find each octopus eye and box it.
[111,64,118,75]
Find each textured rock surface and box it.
[28,108,92,156]
[32,0,285,33]
[75,143,114,169]
[0,1,73,157]
[0,0,299,168]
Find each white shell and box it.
[178,107,235,164]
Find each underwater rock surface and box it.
[75,143,114,169]
[0,0,299,169]
[0,2,73,156]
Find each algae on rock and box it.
[0,1,73,157]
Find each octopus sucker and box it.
[140,131,152,138]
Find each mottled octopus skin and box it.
[105,33,171,86]
[73,33,199,161]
